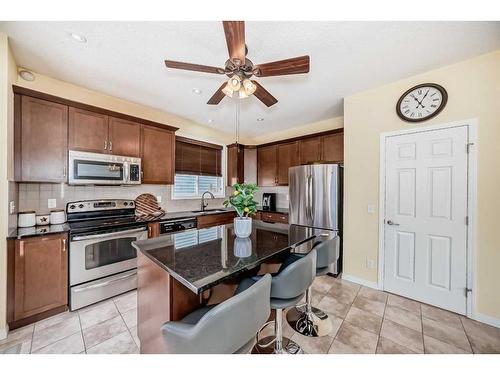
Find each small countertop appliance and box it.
[262,193,276,211]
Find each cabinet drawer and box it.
[259,212,288,224]
[197,212,237,229]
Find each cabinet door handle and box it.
[109,141,113,152]
[19,242,24,258]
[62,238,67,252]
[148,226,152,237]
[104,140,108,150]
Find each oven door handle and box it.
[72,270,137,293]
[72,227,147,241]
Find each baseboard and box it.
[473,312,500,329]
[0,325,8,340]
[341,274,380,290]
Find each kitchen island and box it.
[132,221,335,354]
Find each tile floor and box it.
[2,276,500,354]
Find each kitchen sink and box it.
[191,209,227,214]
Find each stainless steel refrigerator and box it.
[289,164,343,275]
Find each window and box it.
[172,174,224,199]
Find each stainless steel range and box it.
[67,199,147,310]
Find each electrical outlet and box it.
[365,257,376,269]
[156,195,162,203]
[367,204,376,214]
[9,201,16,214]
[48,198,57,209]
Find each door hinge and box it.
[465,288,472,296]
[465,216,469,226]
[466,142,475,154]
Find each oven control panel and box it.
[67,199,135,213]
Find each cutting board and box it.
[135,193,165,218]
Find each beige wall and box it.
[251,116,343,144]
[343,50,500,320]
[0,33,17,337]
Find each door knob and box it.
[386,220,400,226]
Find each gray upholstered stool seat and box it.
[287,237,340,337]
[237,248,317,354]
[161,274,272,354]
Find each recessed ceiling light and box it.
[257,118,264,122]
[207,119,213,123]
[192,88,202,95]
[18,69,35,82]
[69,32,87,43]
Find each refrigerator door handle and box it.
[310,175,315,220]
[307,174,313,222]
[305,175,310,220]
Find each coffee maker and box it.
[262,193,276,211]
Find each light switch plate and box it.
[367,204,376,214]
[48,199,57,209]
[9,201,15,214]
[156,195,162,203]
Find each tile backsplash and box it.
[17,183,227,214]
[13,182,289,220]
[255,186,289,209]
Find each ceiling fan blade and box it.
[252,81,278,107]
[253,55,310,77]
[165,60,225,74]
[207,83,227,105]
[222,21,246,66]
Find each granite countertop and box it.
[7,207,237,239]
[132,221,335,294]
[7,206,289,240]
[8,223,71,240]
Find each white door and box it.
[383,126,468,314]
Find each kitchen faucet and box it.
[201,191,215,211]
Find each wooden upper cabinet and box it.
[19,96,68,182]
[13,234,68,321]
[299,137,322,165]
[227,144,244,186]
[257,145,278,186]
[277,141,298,185]
[68,107,109,153]
[322,132,344,162]
[109,117,141,157]
[141,125,175,184]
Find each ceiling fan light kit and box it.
[164,21,310,107]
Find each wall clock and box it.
[396,83,448,122]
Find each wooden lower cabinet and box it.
[259,211,289,224]
[8,233,68,327]
[197,212,237,229]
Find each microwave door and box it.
[72,159,125,185]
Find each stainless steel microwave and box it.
[68,150,141,185]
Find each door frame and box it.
[378,119,477,317]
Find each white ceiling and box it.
[1,21,500,138]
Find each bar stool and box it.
[286,237,339,337]
[236,248,317,354]
[161,274,271,354]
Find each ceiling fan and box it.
[164,21,310,107]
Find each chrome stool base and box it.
[252,336,303,354]
[286,304,333,337]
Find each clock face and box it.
[397,84,447,122]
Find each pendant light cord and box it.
[235,99,240,149]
